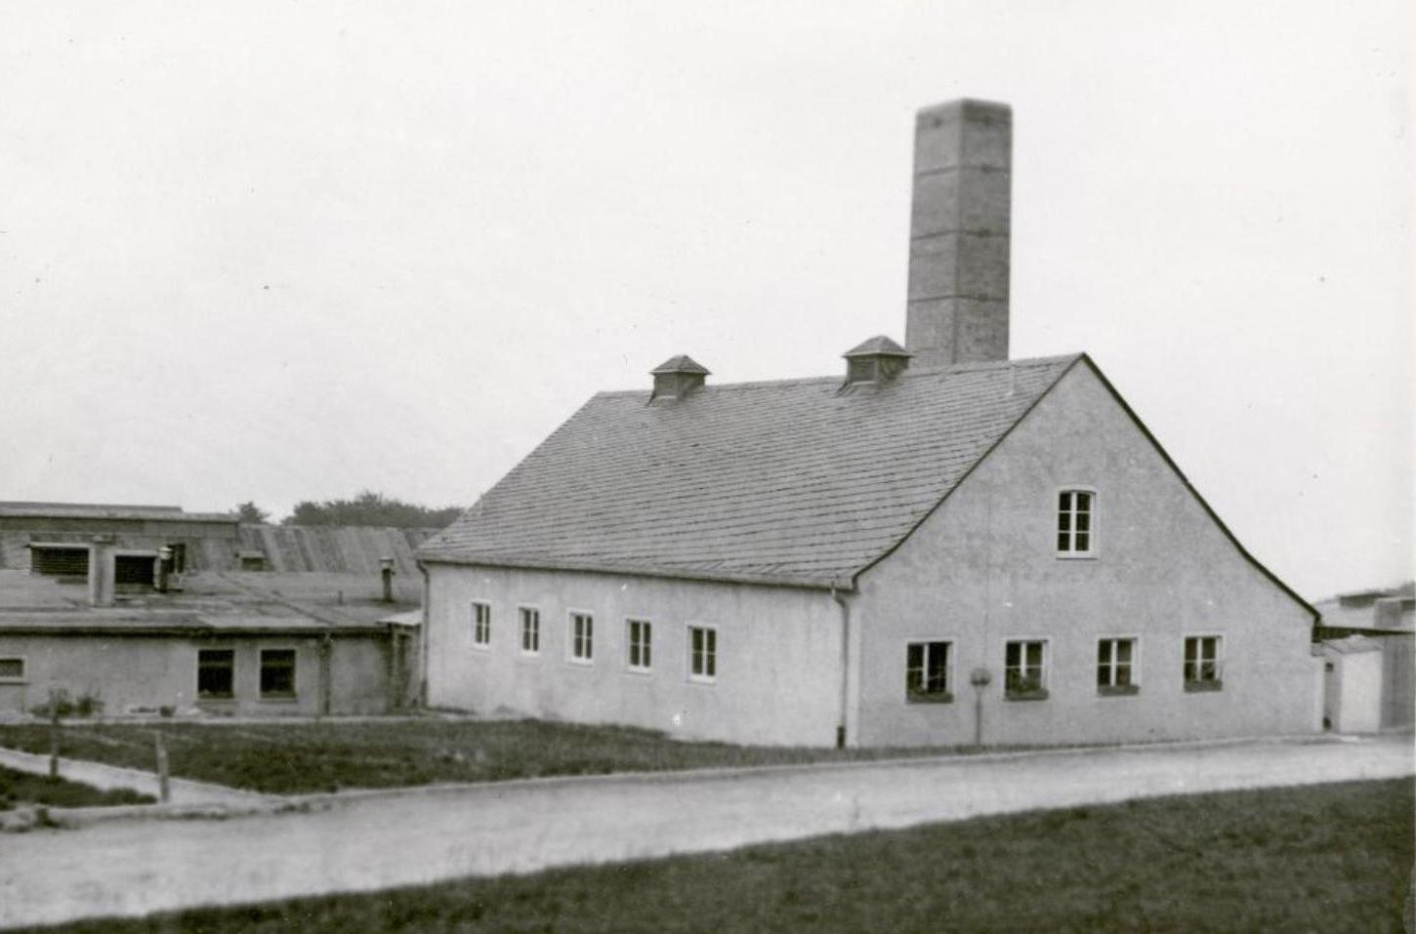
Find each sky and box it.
[1,1,1410,600]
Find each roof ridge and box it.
[594,352,1085,397]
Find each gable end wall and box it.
[850,362,1318,746]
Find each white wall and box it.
[851,363,1319,746]
[424,564,842,746]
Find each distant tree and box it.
[235,501,271,524]
[281,490,464,529]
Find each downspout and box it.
[416,560,431,709]
[831,584,852,749]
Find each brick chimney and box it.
[905,99,1011,368]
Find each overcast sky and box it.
[1,1,1410,599]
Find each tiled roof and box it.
[419,354,1082,588]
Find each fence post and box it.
[154,731,170,803]
[48,691,61,779]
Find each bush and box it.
[29,689,105,719]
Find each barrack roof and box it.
[419,354,1083,588]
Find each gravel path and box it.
[0,734,1410,929]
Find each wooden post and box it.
[154,731,170,803]
[48,690,61,779]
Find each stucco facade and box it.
[848,363,1318,746]
[0,632,395,718]
[424,564,843,746]
[422,363,1318,748]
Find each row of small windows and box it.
[470,602,718,682]
[905,636,1223,703]
[196,648,296,700]
[2,650,300,700]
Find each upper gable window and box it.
[1056,489,1095,557]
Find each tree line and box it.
[235,491,465,529]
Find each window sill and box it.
[625,667,653,677]
[0,679,29,686]
[197,695,235,702]
[688,676,717,686]
[906,691,954,705]
[470,644,491,652]
[1005,689,1050,702]
[258,695,299,703]
[566,658,594,667]
[1097,685,1140,697]
[1184,680,1223,693]
[1055,553,1097,561]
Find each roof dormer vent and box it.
[843,336,912,386]
[650,355,710,401]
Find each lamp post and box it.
[969,667,991,747]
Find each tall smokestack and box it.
[905,99,1011,368]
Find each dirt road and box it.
[1,735,1410,929]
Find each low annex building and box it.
[417,99,1319,747]
[0,568,420,719]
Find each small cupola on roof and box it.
[843,336,912,385]
[650,355,710,400]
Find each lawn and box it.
[0,765,154,811]
[0,720,1015,795]
[18,778,1413,933]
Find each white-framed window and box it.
[905,641,953,702]
[1056,489,1096,557]
[470,602,492,648]
[626,619,652,672]
[1183,635,1223,691]
[0,656,27,683]
[1004,639,1048,699]
[519,607,541,655]
[569,611,594,663]
[689,625,717,682]
[1097,637,1139,695]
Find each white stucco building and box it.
[416,99,1319,748]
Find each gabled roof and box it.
[419,354,1081,588]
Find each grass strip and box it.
[18,777,1413,933]
[0,720,1052,794]
[0,765,154,811]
